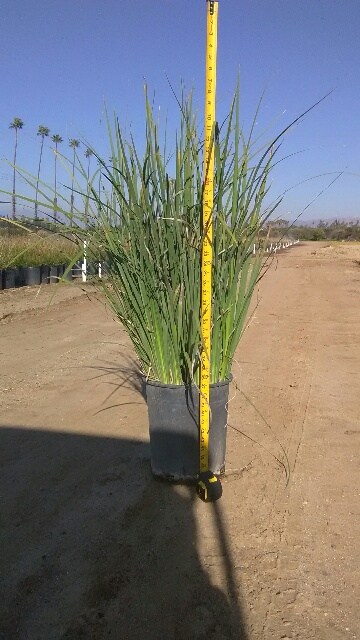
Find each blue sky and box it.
[1,0,360,221]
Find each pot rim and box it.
[145,375,232,390]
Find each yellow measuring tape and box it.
[197,0,222,503]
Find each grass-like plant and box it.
[0,231,79,269]
[88,89,281,384]
[4,85,290,385]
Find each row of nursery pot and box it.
[0,261,108,290]
[0,264,75,290]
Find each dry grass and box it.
[0,232,80,269]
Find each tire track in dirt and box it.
[260,264,318,640]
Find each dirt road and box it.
[1,242,359,639]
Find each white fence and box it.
[253,239,300,255]
[79,239,301,282]
[81,240,102,283]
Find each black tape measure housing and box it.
[197,470,223,502]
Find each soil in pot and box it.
[146,379,230,481]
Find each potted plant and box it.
[0,233,20,289]
[22,262,42,286]
[2,267,17,289]
[6,86,304,480]
[0,229,77,288]
[76,88,281,480]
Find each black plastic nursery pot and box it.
[87,262,97,276]
[0,269,4,290]
[62,264,73,282]
[3,268,16,290]
[146,379,230,482]
[72,262,82,279]
[41,265,50,284]
[15,267,25,288]
[49,265,59,284]
[24,266,41,286]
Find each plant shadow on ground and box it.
[85,354,147,407]
[1,425,248,639]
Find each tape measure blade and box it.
[199,1,218,476]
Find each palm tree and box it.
[85,147,93,180]
[35,125,50,220]
[84,147,93,225]
[69,138,80,222]
[9,117,24,219]
[51,134,63,222]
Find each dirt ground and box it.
[1,241,359,640]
